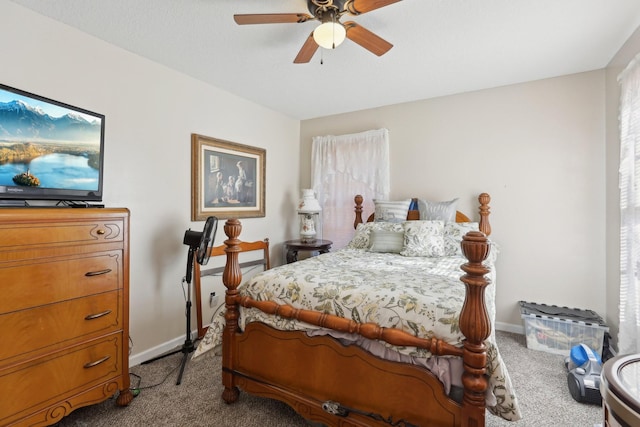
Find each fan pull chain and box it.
[332,11,337,49]
[320,48,324,65]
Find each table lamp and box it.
[297,189,322,242]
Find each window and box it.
[311,129,390,249]
[618,53,640,354]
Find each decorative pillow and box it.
[346,222,404,249]
[400,220,445,257]
[444,222,479,256]
[418,198,459,222]
[368,230,404,253]
[373,199,412,223]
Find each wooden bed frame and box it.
[219,193,493,427]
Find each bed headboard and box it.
[354,193,491,236]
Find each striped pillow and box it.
[368,230,404,253]
[418,198,459,222]
[347,222,404,249]
[373,199,412,223]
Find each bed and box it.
[195,193,521,426]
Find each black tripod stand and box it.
[141,217,217,385]
[141,245,198,385]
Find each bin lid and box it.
[519,301,607,327]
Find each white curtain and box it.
[311,129,390,249]
[618,53,640,355]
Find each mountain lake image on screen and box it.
[0,83,105,203]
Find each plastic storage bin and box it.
[519,301,609,357]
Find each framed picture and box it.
[191,134,265,220]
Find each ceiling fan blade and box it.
[346,0,401,15]
[294,32,319,64]
[234,13,313,25]
[344,21,393,56]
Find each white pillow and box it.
[444,222,479,256]
[368,230,404,253]
[400,220,445,257]
[373,199,412,223]
[347,222,404,249]
[418,198,459,222]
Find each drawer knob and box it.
[85,310,112,320]
[97,229,106,235]
[84,355,110,369]
[85,269,112,277]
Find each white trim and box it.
[129,332,197,367]
[495,321,524,335]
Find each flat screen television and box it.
[0,83,105,205]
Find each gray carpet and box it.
[53,331,603,427]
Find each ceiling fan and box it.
[234,0,401,63]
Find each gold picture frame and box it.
[191,134,265,220]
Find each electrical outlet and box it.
[209,292,219,308]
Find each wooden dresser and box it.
[0,208,133,426]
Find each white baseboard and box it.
[495,321,524,335]
[129,332,196,367]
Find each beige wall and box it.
[301,72,607,331]
[2,2,301,364]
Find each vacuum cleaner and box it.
[565,343,602,405]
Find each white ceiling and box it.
[10,0,640,120]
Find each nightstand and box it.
[284,239,333,264]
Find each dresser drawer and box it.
[0,217,124,250]
[0,335,123,424]
[0,290,121,364]
[0,252,121,314]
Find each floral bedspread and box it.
[194,248,521,421]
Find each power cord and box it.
[180,276,187,303]
[128,265,262,396]
[129,361,181,397]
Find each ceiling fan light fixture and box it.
[313,22,346,49]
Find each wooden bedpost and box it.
[222,218,242,404]
[354,194,364,229]
[478,193,491,236]
[459,231,492,427]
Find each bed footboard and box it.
[232,322,463,426]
